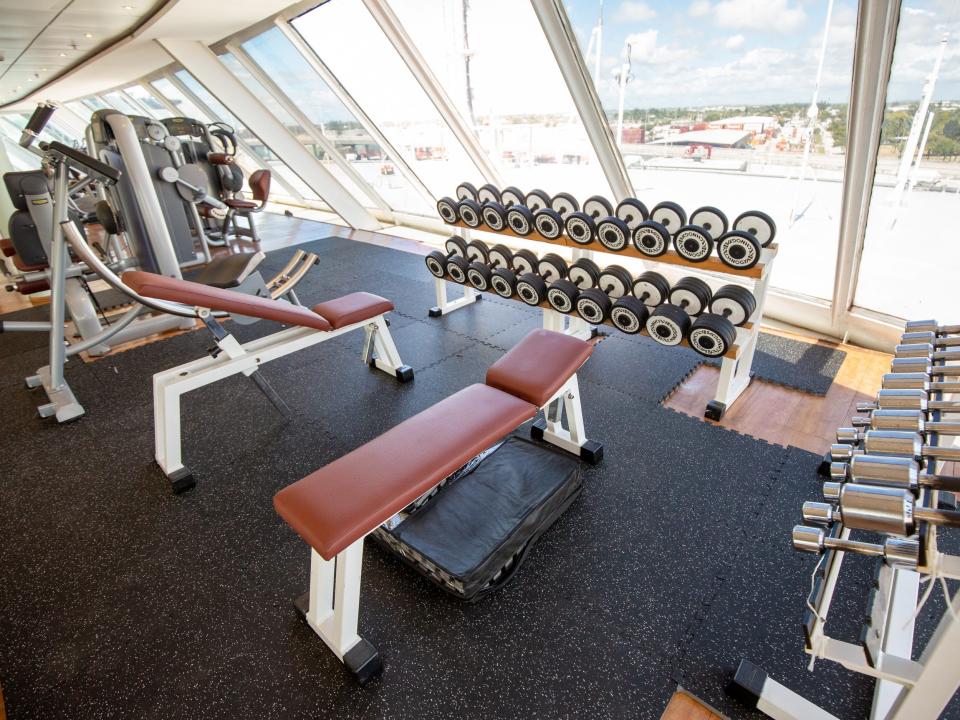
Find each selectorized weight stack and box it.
[429,183,779,419]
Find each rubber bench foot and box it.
[530,417,546,441]
[167,467,196,494]
[395,365,414,383]
[817,451,833,477]
[428,307,442,318]
[580,440,603,465]
[727,659,764,710]
[704,400,726,421]
[293,592,383,685]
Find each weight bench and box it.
[122,270,413,493]
[273,329,602,683]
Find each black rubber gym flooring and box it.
[0,216,953,720]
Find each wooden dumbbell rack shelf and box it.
[428,215,778,419]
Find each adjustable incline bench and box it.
[121,270,413,493]
[273,329,602,683]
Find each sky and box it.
[564,0,960,110]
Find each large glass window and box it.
[150,78,211,122]
[123,85,172,118]
[292,1,487,199]
[385,0,611,198]
[241,26,434,215]
[564,0,857,302]
[854,5,960,320]
[101,90,147,116]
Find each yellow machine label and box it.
[31,198,48,205]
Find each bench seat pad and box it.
[274,384,537,560]
[312,292,395,329]
[485,329,593,407]
[123,270,334,331]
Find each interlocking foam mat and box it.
[0,218,951,720]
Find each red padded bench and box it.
[123,269,413,493]
[273,329,601,683]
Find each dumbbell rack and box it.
[429,219,778,419]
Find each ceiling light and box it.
[59,52,66,57]
[84,33,93,38]
[121,4,134,9]
[41,68,47,72]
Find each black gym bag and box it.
[373,437,582,602]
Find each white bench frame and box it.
[154,310,409,491]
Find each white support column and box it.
[359,0,503,187]
[226,42,395,220]
[829,0,901,331]
[274,19,437,211]
[156,38,381,231]
[529,0,633,201]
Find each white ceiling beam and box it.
[157,38,380,230]
[359,0,503,188]
[529,0,632,201]
[225,41,394,220]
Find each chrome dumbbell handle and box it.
[792,525,918,567]
[900,332,960,348]
[881,372,960,392]
[856,388,960,413]
[803,484,960,535]
[828,454,960,493]
[890,358,960,376]
[839,411,960,436]
[833,431,960,461]
[905,320,960,335]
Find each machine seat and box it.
[191,251,265,289]
[224,198,259,209]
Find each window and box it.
[565,0,857,302]
[123,85,172,118]
[854,4,960,320]
[0,114,41,169]
[150,78,211,121]
[241,26,434,215]
[385,0,611,198]
[101,90,147,116]
[292,1,487,199]
[81,96,110,111]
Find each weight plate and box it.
[491,268,517,297]
[444,235,468,257]
[525,189,551,213]
[564,212,596,245]
[456,182,478,201]
[481,201,507,231]
[616,198,650,229]
[446,255,469,283]
[467,262,493,291]
[538,253,568,282]
[516,273,547,306]
[711,284,757,326]
[576,288,612,323]
[632,220,670,256]
[595,216,631,252]
[690,206,729,238]
[689,313,736,358]
[534,208,564,240]
[425,250,447,278]
[733,210,776,247]
[146,123,166,142]
[651,201,687,233]
[583,195,614,220]
[568,258,601,289]
[477,183,501,204]
[437,197,459,223]
[550,192,580,217]
[598,265,633,299]
[611,296,649,334]
[489,244,514,269]
[717,231,760,269]
[646,304,691,346]
[547,279,579,314]
[506,206,535,235]
[632,271,670,306]
[457,199,482,228]
[500,186,525,208]
[512,249,538,275]
[670,276,713,316]
[673,225,714,262]
[466,240,490,264]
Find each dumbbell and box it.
[792,525,918,567]
[646,276,712,348]
[689,206,728,237]
[687,285,757,358]
[550,192,579,217]
[455,182,478,201]
[650,201,686,235]
[481,201,508,231]
[904,319,960,336]
[534,207,565,240]
[856,389,960,414]
[595,215,632,252]
[881,372,960,392]
[899,331,960,348]
[524,189,551,212]
[437,196,461,224]
[616,198,649,229]
[500,186,525,208]
[844,409,960,435]
[802,483,960,536]
[490,248,539,298]
[831,430,960,463]
[631,219,672,257]
[570,265,633,325]
[505,204,535,236]
[564,210,596,245]
[889,358,960,376]
[476,184,501,204]
[828,454,960,493]
[424,236,470,278]
[894,343,960,361]
[456,197,483,228]
[732,210,777,247]
[515,252,569,307]
[567,257,602,289]
[607,271,671,335]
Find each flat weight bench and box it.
[122,270,413,493]
[273,329,602,683]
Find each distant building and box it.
[649,128,752,149]
[707,115,776,134]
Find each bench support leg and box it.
[296,542,382,685]
[153,373,194,493]
[531,374,603,464]
[364,317,414,382]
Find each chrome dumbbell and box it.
[828,454,960,493]
[843,409,960,436]
[831,430,960,466]
[792,525,918,567]
[899,331,960,349]
[894,343,960,361]
[803,483,960,536]
[889,358,960,376]
[856,389,960,414]
[904,319,960,336]
[881,372,960,392]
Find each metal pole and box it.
[48,161,69,389]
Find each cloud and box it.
[724,34,745,49]
[613,1,656,23]
[713,0,807,33]
[689,0,711,18]
[625,29,697,66]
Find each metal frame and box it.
[225,42,395,220]
[359,0,503,188]
[156,38,380,230]
[153,311,408,487]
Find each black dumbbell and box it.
[490,247,537,298]
[689,206,729,237]
[574,264,632,325]
[583,195,613,221]
[595,216,632,252]
[505,205,535,235]
[424,236,469,277]
[455,182,478,201]
[524,189,551,213]
[476,184,501,205]
[466,261,494,291]
[550,192,579,217]
[487,243,515,270]
[568,257,602,289]
[457,198,483,228]
[597,265,633,298]
[481,201,508,231]
[564,211,596,245]
[631,270,671,307]
[547,278,580,314]
[650,201,686,235]
[688,285,756,358]
[646,276,712,347]
[516,273,548,306]
[500,186,525,208]
[672,224,714,263]
[616,198,649,230]
[437,196,459,224]
[511,248,539,276]
[716,230,761,269]
[732,210,776,247]
[534,208,565,239]
[537,253,568,283]
[465,240,490,264]
[632,220,672,257]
